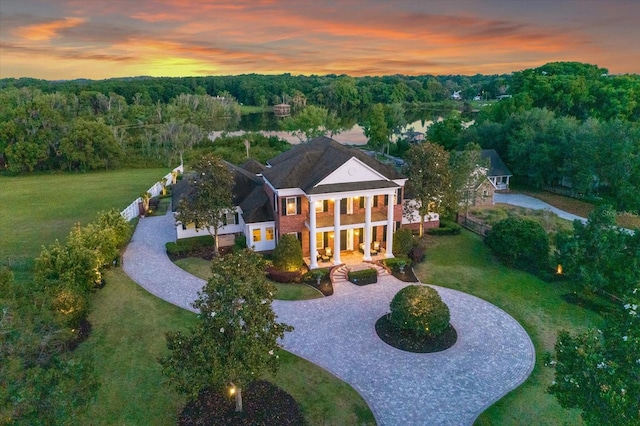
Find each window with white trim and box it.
[286,197,297,215]
[225,212,237,225]
[252,228,262,242]
[265,227,274,241]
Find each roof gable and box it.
[263,136,404,191]
[480,149,512,177]
[318,157,388,186]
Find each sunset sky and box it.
[1,0,638,80]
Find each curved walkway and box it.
[123,212,535,425]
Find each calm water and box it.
[210,110,449,145]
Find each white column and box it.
[363,195,372,261]
[333,198,341,265]
[309,200,318,269]
[386,192,395,258]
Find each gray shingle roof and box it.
[481,149,512,177]
[263,136,404,191]
[172,162,274,224]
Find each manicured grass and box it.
[75,268,372,425]
[414,231,603,425]
[3,170,368,424]
[0,169,168,263]
[174,257,322,300]
[74,268,196,425]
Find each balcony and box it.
[308,211,389,229]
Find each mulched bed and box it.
[390,268,419,283]
[178,380,304,426]
[375,316,457,353]
[307,278,333,296]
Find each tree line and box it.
[426,62,640,211]
[0,88,240,173]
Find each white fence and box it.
[120,165,183,222]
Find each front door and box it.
[340,229,347,251]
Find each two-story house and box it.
[175,136,431,269]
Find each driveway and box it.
[494,193,587,223]
[123,212,535,425]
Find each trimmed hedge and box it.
[348,268,377,285]
[383,257,412,273]
[266,267,302,283]
[301,268,330,283]
[166,235,215,257]
[426,220,461,235]
[389,285,450,337]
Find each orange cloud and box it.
[15,17,85,41]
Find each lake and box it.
[210,111,446,146]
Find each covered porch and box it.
[304,246,389,268]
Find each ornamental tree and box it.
[403,142,453,234]
[549,290,640,425]
[159,250,293,412]
[175,154,234,256]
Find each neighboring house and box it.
[174,136,438,268]
[402,130,425,144]
[273,103,291,117]
[481,149,512,191]
[451,91,462,100]
[468,178,495,208]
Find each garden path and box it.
[123,211,535,425]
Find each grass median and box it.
[414,231,602,425]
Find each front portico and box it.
[306,190,397,269]
[261,136,409,268]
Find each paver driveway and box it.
[123,212,535,425]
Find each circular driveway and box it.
[123,213,535,425]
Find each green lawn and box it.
[1,169,371,424]
[75,267,373,425]
[414,231,603,425]
[0,169,168,264]
[174,257,323,300]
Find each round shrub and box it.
[272,234,303,271]
[485,217,549,271]
[389,285,450,337]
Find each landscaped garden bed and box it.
[376,285,457,353]
[178,380,304,426]
[376,316,457,353]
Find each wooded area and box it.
[2,62,638,213]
